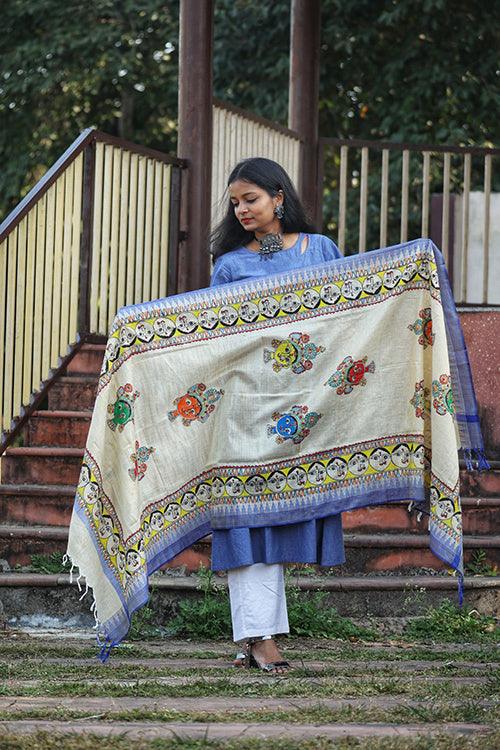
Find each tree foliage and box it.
[1,0,498,220]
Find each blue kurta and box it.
[210,233,346,571]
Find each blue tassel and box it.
[458,574,464,608]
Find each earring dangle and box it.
[274,204,285,219]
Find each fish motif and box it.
[128,440,155,482]
[263,332,325,375]
[408,307,434,348]
[107,383,140,432]
[325,355,375,395]
[267,404,321,445]
[168,383,224,426]
[432,374,454,416]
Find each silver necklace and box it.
[257,233,284,259]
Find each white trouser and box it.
[227,562,290,643]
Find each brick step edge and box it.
[1,572,499,591]
[31,410,93,419]
[0,526,498,547]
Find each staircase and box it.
[0,342,499,628]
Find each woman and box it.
[210,157,345,674]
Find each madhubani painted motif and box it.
[168,383,224,426]
[263,332,325,374]
[408,307,434,348]
[76,436,432,590]
[325,355,375,395]
[128,441,155,482]
[432,374,454,416]
[411,375,454,418]
[410,380,431,419]
[267,404,322,444]
[106,383,140,432]
[100,253,441,383]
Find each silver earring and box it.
[274,204,285,219]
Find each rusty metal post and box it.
[289,0,321,224]
[177,0,214,292]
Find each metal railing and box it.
[212,100,301,226]
[319,138,500,305]
[0,129,185,452]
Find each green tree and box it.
[0,0,179,218]
[2,0,499,221]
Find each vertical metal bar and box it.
[42,184,55,377]
[60,160,74,352]
[89,141,103,333]
[50,175,65,368]
[150,160,163,301]
[134,156,146,304]
[3,229,18,431]
[32,196,46,391]
[23,210,37,406]
[461,153,471,303]
[482,154,492,303]
[108,146,122,326]
[126,154,139,306]
[159,164,171,298]
[358,146,369,253]
[13,219,27,419]
[400,149,409,243]
[338,145,348,255]
[116,149,130,311]
[380,149,389,248]
[441,151,451,265]
[421,151,431,237]
[98,145,113,333]
[315,138,325,231]
[142,159,155,303]
[70,152,83,343]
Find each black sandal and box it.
[236,635,291,673]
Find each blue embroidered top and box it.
[210,232,346,571]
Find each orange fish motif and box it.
[168,383,224,427]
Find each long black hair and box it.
[210,157,316,259]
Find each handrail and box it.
[321,137,500,158]
[318,136,499,306]
[1,129,186,454]
[0,129,187,244]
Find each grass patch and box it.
[404,600,499,642]
[0,674,493,700]
[166,567,376,641]
[0,700,495,726]
[0,730,499,750]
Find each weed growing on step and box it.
[168,567,232,639]
[29,552,66,574]
[404,599,499,642]
[164,566,377,641]
[465,549,498,577]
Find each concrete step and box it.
[23,410,92,448]
[1,572,498,624]
[47,375,97,411]
[1,447,84,485]
[0,484,75,527]
[0,524,498,572]
[1,485,497,536]
[65,343,105,376]
[460,463,500,498]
